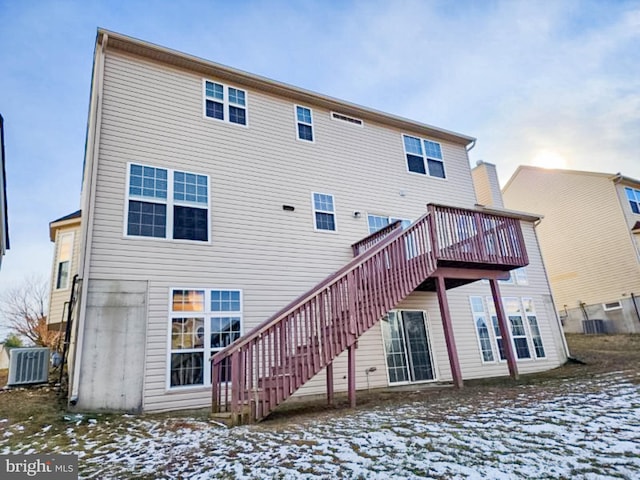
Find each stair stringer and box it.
[212,212,438,422]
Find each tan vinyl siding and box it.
[83,49,565,411]
[48,224,81,327]
[503,168,640,309]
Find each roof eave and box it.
[97,29,475,147]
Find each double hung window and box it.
[312,193,336,231]
[296,106,314,141]
[402,135,445,178]
[204,80,247,125]
[55,232,74,290]
[126,164,209,242]
[625,187,640,214]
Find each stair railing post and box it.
[326,361,334,405]
[427,204,439,261]
[211,358,219,413]
[347,342,356,408]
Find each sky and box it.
[0,0,639,328]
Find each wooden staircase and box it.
[211,204,528,424]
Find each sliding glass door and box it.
[381,310,436,384]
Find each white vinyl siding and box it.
[81,50,565,411]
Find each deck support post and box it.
[489,279,519,380]
[435,275,464,389]
[326,362,334,405]
[347,343,356,408]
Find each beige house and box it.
[48,210,82,333]
[63,30,568,417]
[503,166,640,334]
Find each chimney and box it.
[471,160,504,208]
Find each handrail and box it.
[351,220,402,256]
[211,215,416,362]
[211,204,529,423]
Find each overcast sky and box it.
[0,0,639,328]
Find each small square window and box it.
[204,80,247,125]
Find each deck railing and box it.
[211,205,527,422]
[428,204,528,267]
[351,220,403,256]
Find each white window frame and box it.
[55,231,74,291]
[295,105,314,142]
[523,297,546,359]
[367,214,411,235]
[330,111,363,127]
[469,296,495,363]
[625,187,640,215]
[602,301,623,311]
[499,267,528,285]
[202,79,248,127]
[312,192,337,232]
[474,296,545,364]
[380,310,438,385]
[124,163,211,243]
[502,297,532,361]
[401,134,446,179]
[167,288,243,391]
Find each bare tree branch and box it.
[0,275,59,348]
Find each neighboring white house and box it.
[64,30,568,418]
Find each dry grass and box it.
[0,334,638,432]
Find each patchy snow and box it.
[1,371,639,479]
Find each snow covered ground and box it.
[2,371,639,479]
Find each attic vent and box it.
[331,112,363,127]
[7,347,50,386]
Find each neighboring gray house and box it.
[66,30,568,419]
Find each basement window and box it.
[602,301,622,311]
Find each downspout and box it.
[579,302,589,321]
[465,139,477,153]
[631,293,640,326]
[70,32,108,405]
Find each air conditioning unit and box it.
[7,347,50,386]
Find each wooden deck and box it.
[211,204,528,424]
